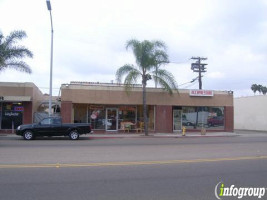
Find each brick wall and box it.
[155,105,173,133]
[23,102,32,124]
[225,106,234,132]
[61,101,72,123]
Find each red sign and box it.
[189,90,214,97]
[14,106,24,112]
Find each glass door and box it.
[106,108,118,131]
[173,109,182,131]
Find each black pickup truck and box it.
[16,117,92,140]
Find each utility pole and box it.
[191,57,208,129]
[191,57,207,89]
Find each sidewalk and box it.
[2,131,267,139]
[0,132,238,138]
[87,132,239,139]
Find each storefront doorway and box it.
[173,109,182,131]
[106,108,118,131]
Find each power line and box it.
[182,81,198,89]
[178,76,199,87]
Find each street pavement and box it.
[0,132,267,200]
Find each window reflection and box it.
[182,107,224,129]
[88,105,105,130]
[118,106,136,129]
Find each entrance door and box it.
[173,109,182,131]
[106,108,118,131]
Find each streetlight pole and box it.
[46,0,53,116]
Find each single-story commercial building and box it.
[0,82,60,133]
[60,81,234,133]
[0,81,234,133]
[0,82,44,132]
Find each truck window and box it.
[40,118,52,125]
[53,118,61,125]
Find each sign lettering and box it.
[190,90,214,97]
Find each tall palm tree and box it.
[251,84,258,95]
[257,84,263,95]
[116,39,178,136]
[0,30,33,74]
[261,86,267,95]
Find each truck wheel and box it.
[69,130,79,140]
[23,130,34,140]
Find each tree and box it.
[116,39,178,136]
[251,84,258,95]
[0,30,33,74]
[261,86,267,95]
[257,84,263,94]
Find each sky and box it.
[0,0,267,97]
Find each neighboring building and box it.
[61,82,234,133]
[234,95,267,131]
[0,82,59,133]
[0,82,43,132]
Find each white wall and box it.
[234,96,267,131]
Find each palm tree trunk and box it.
[142,76,149,136]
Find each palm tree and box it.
[257,84,263,95]
[0,30,33,74]
[251,84,258,95]
[116,39,178,136]
[261,86,267,95]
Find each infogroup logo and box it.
[215,182,266,199]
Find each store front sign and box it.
[190,90,214,97]
[4,112,19,117]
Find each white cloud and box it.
[206,72,225,79]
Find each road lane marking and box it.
[1,155,267,169]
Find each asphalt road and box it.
[0,135,267,200]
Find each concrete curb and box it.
[0,132,251,139]
[87,133,239,139]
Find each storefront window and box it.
[74,104,155,131]
[88,105,105,130]
[1,102,23,129]
[118,106,136,129]
[74,104,87,123]
[137,105,155,130]
[182,106,224,130]
[173,107,182,131]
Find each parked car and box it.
[16,117,92,140]
[207,116,224,127]
[182,119,195,126]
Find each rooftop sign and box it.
[190,90,214,97]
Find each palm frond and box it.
[5,30,27,47]
[151,40,167,50]
[5,46,33,60]
[116,64,141,83]
[5,61,32,74]
[126,39,143,67]
[152,69,178,95]
[0,30,33,73]
[124,69,142,93]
